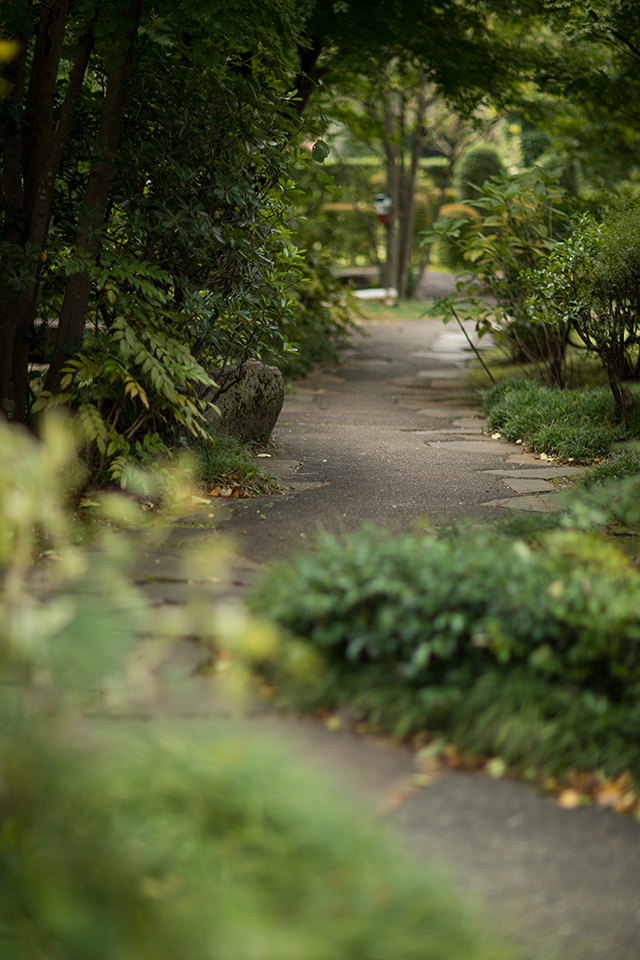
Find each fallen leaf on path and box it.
[380,783,418,813]
[324,715,342,731]
[558,788,582,809]
[486,757,508,779]
[595,785,625,808]
[411,772,440,787]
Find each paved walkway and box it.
[112,311,639,960]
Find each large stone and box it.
[202,360,285,441]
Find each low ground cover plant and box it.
[254,523,640,784]
[192,435,279,497]
[484,377,640,461]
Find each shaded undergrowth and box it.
[192,434,280,496]
[484,377,640,462]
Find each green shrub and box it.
[455,145,505,202]
[432,203,480,270]
[273,258,358,380]
[484,377,640,460]
[527,198,640,424]
[579,448,640,487]
[423,168,574,387]
[3,726,503,960]
[569,460,640,528]
[254,523,640,780]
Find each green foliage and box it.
[521,1,640,187]
[455,145,505,202]
[423,167,574,387]
[569,461,640,529]
[580,448,640,487]
[1,724,505,960]
[484,377,640,461]
[0,416,502,960]
[431,203,479,271]
[526,199,640,424]
[520,124,551,167]
[275,258,358,379]
[33,307,215,485]
[192,434,278,495]
[255,522,640,780]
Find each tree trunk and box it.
[44,0,144,395]
[0,0,71,421]
[382,100,399,291]
[398,75,426,299]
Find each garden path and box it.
[114,310,640,960]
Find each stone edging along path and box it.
[110,315,640,960]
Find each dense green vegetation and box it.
[485,378,640,462]
[254,517,640,784]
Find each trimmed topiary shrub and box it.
[455,145,505,202]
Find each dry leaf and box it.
[595,785,623,808]
[486,757,508,779]
[380,784,418,813]
[558,788,582,809]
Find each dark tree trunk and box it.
[44,0,143,395]
[0,2,96,422]
[382,100,399,291]
[0,0,70,421]
[398,74,426,299]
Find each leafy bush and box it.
[254,523,640,780]
[568,461,640,529]
[484,377,640,461]
[5,725,507,960]
[34,303,215,485]
[579,448,640,487]
[432,203,480,270]
[423,168,574,386]
[526,199,640,424]
[273,256,359,380]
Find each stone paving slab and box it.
[500,477,556,494]
[483,494,564,512]
[483,466,587,478]
[426,439,511,453]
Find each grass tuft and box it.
[484,377,640,461]
[192,435,280,496]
